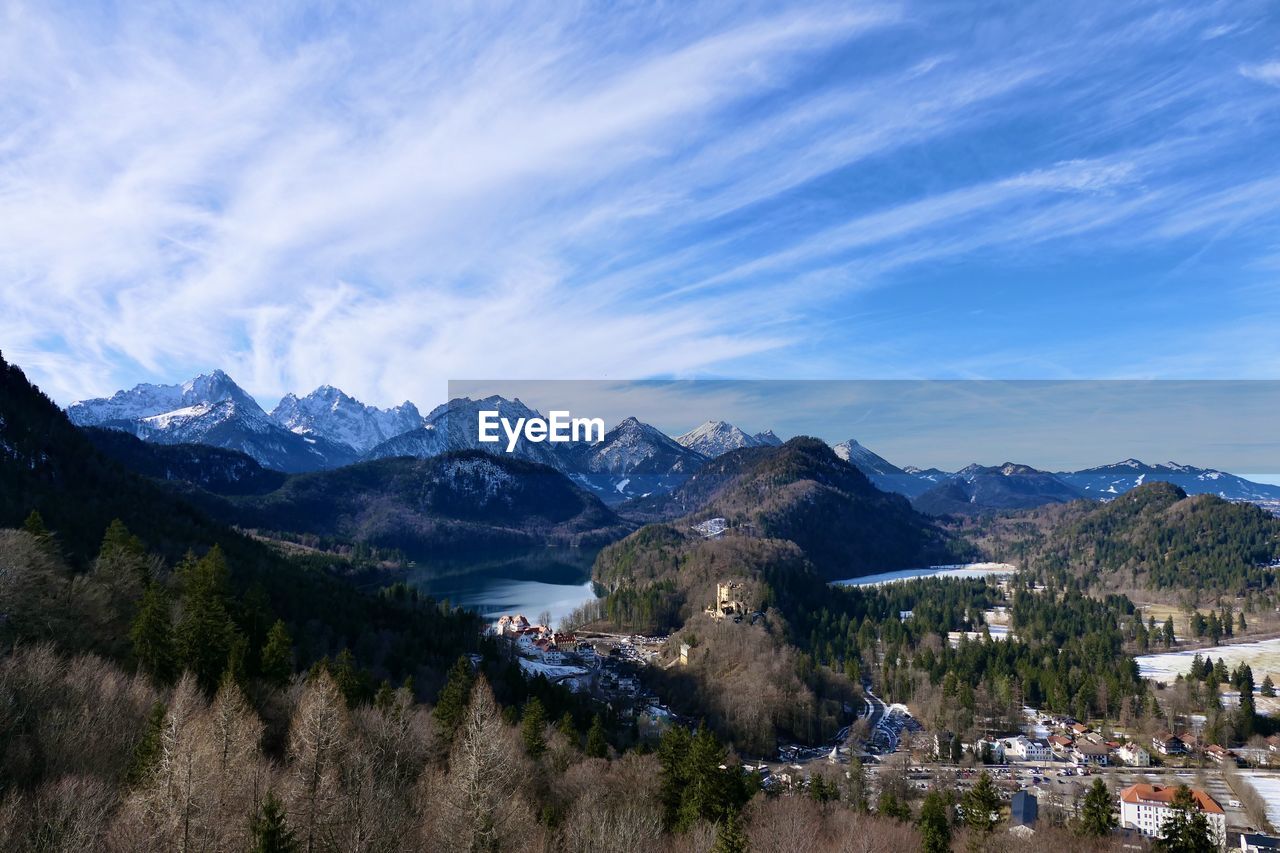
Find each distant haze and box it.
[449,380,1280,475]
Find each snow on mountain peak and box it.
[269,385,423,454]
[675,420,760,457]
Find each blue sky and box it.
[2,1,1279,410]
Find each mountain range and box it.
[66,370,1280,509]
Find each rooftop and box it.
[1119,784,1223,815]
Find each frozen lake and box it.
[1135,636,1280,683]
[832,562,1018,588]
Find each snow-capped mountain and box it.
[903,465,952,483]
[753,430,783,447]
[271,385,421,454]
[564,416,708,504]
[364,395,562,469]
[913,462,1085,516]
[67,369,258,427]
[1058,459,1280,502]
[832,438,903,476]
[675,420,766,457]
[67,371,358,472]
[831,438,936,498]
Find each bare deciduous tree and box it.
[287,670,349,853]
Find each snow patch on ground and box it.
[1135,637,1280,684]
[833,562,1017,587]
[517,658,589,680]
[1237,771,1280,828]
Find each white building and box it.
[1006,736,1051,762]
[1119,784,1225,851]
[1116,743,1151,767]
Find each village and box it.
[491,577,1280,852]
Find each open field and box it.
[1237,770,1280,828]
[1136,636,1280,684]
[833,562,1017,588]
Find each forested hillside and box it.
[968,482,1280,594]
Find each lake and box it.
[403,546,602,628]
[831,561,1018,588]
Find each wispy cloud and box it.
[2,0,1279,406]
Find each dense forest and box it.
[966,482,1280,595]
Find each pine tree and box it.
[1261,675,1275,697]
[962,771,1001,836]
[261,620,295,688]
[1164,617,1176,646]
[557,711,577,742]
[1078,778,1116,837]
[125,700,167,787]
[657,725,692,829]
[711,812,748,853]
[433,655,474,741]
[1154,785,1215,853]
[250,792,299,853]
[22,509,50,541]
[520,697,547,758]
[175,547,240,693]
[586,713,608,759]
[919,790,951,853]
[130,583,176,684]
[330,648,365,707]
[876,790,911,821]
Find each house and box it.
[1072,742,1111,766]
[1178,731,1203,754]
[1070,723,1091,736]
[1047,735,1074,757]
[1119,784,1225,850]
[1117,743,1151,767]
[1205,744,1236,765]
[1011,791,1038,828]
[1006,736,1051,762]
[1152,732,1185,756]
[1265,735,1280,753]
[974,737,1006,763]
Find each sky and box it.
[2,1,1280,413]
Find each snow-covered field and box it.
[1135,637,1280,683]
[517,658,589,680]
[1237,771,1280,828]
[833,562,1017,588]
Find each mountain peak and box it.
[675,420,760,457]
[270,385,423,454]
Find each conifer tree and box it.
[1154,785,1214,853]
[1079,778,1116,837]
[260,620,294,688]
[919,789,951,853]
[176,547,240,693]
[962,771,1001,836]
[586,713,608,759]
[22,509,50,541]
[433,655,474,742]
[520,697,547,758]
[131,583,176,684]
[250,792,299,853]
[711,812,748,853]
[125,701,168,787]
[557,711,577,742]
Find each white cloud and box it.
[1239,60,1280,86]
